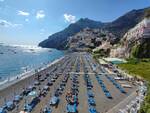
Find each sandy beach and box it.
[0,53,138,113]
[0,56,65,105]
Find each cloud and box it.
[36,10,45,19]
[25,18,29,22]
[0,19,22,28]
[18,11,30,16]
[64,13,76,23]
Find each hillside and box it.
[39,7,149,49]
[110,17,150,58]
[39,18,103,49]
[104,8,145,37]
[68,28,116,52]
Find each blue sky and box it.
[0,0,150,45]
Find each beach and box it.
[0,56,64,105]
[0,52,141,113]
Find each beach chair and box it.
[49,96,59,106]
[24,97,40,112]
[51,78,55,82]
[66,104,78,113]
[88,98,96,106]
[47,81,53,86]
[43,107,52,113]
[40,90,47,97]
[87,90,94,97]
[0,108,7,113]
[34,81,40,85]
[88,106,98,113]
[28,85,36,91]
[39,77,45,82]
[105,92,112,99]
[43,85,50,91]
[14,95,21,103]
[6,101,15,111]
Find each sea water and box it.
[0,44,64,83]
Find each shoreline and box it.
[0,56,64,91]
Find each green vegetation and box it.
[118,59,150,81]
[87,48,93,53]
[118,59,150,113]
[100,33,106,37]
[140,84,150,113]
[92,49,110,58]
[145,8,150,18]
[130,39,150,58]
[131,45,140,58]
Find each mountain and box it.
[39,7,149,49]
[39,18,103,49]
[104,8,146,37]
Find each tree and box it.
[145,8,150,18]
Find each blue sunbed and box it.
[0,108,7,113]
[49,96,59,105]
[66,104,77,113]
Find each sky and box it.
[0,0,150,45]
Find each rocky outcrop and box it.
[68,28,116,52]
[110,18,150,58]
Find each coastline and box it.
[0,56,65,91]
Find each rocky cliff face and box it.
[68,28,116,52]
[110,18,150,58]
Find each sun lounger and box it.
[47,81,53,86]
[95,75,112,99]
[121,84,132,88]
[28,91,38,97]
[43,85,49,91]
[66,104,77,113]
[24,97,40,112]
[39,78,45,82]
[34,81,40,85]
[14,95,21,103]
[88,98,96,106]
[106,75,126,94]
[43,107,52,113]
[6,101,15,111]
[88,106,98,113]
[87,90,94,97]
[0,108,7,113]
[49,96,59,106]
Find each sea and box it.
[0,44,64,84]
